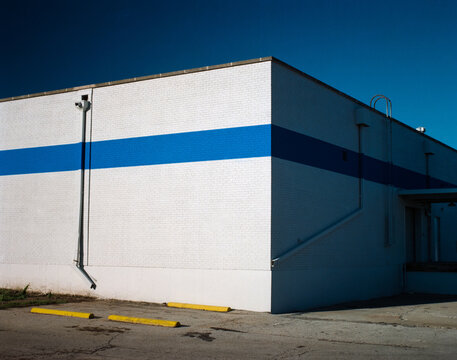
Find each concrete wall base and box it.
[0,264,271,312]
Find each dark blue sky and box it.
[2,0,456,147]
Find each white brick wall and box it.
[270,62,403,312]
[0,90,90,267]
[6,59,456,313]
[0,90,90,149]
[0,61,273,311]
[88,159,271,270]
[91,62,271,141]
[0,172,80,265]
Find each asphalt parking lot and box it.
[1,294,457,359]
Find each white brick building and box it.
[1,57,457,313]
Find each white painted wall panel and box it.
[91,62,271,141]
[271,62,359,152]
[0,172,80,265]
[0,90,91,149]
[0,264,94,295]
[0,61,272,312]
[271,158,359,259]
[391,124,427,176]
[271,63,404,311]
[0,90,91,269]
[279,180,405,269]
[392,122,457,186]
[0,264,271,312]
[428,143,457,185]
[88,266,271,312]
[88,158,271,270]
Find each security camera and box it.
[74,99,90,111]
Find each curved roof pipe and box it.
[370,94,392,118]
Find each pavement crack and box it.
[317,338,421,349]
[29,331,123,357]
[210,326,246,333]
[89,332,122,354]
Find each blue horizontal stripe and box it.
[0,143,81,176]
[1,124,455,190]
[90,124,271,169]
[0,125,271,176]
[272,125,360,178]
[271,125,456,189]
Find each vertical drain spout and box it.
[75,95,96,289]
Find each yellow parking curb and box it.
[108,315,180,328]
[31,307,94,319]
[167,302,231,312]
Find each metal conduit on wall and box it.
[271,107,369,267]
[370,95,394,247]
[74,95,96,289]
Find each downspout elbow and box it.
[74,261,97,289]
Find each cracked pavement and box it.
[1,294,457,359]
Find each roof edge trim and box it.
[0,57,273,103]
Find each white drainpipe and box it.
[74,95,96,289]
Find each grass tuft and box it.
[0,287,93,310]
